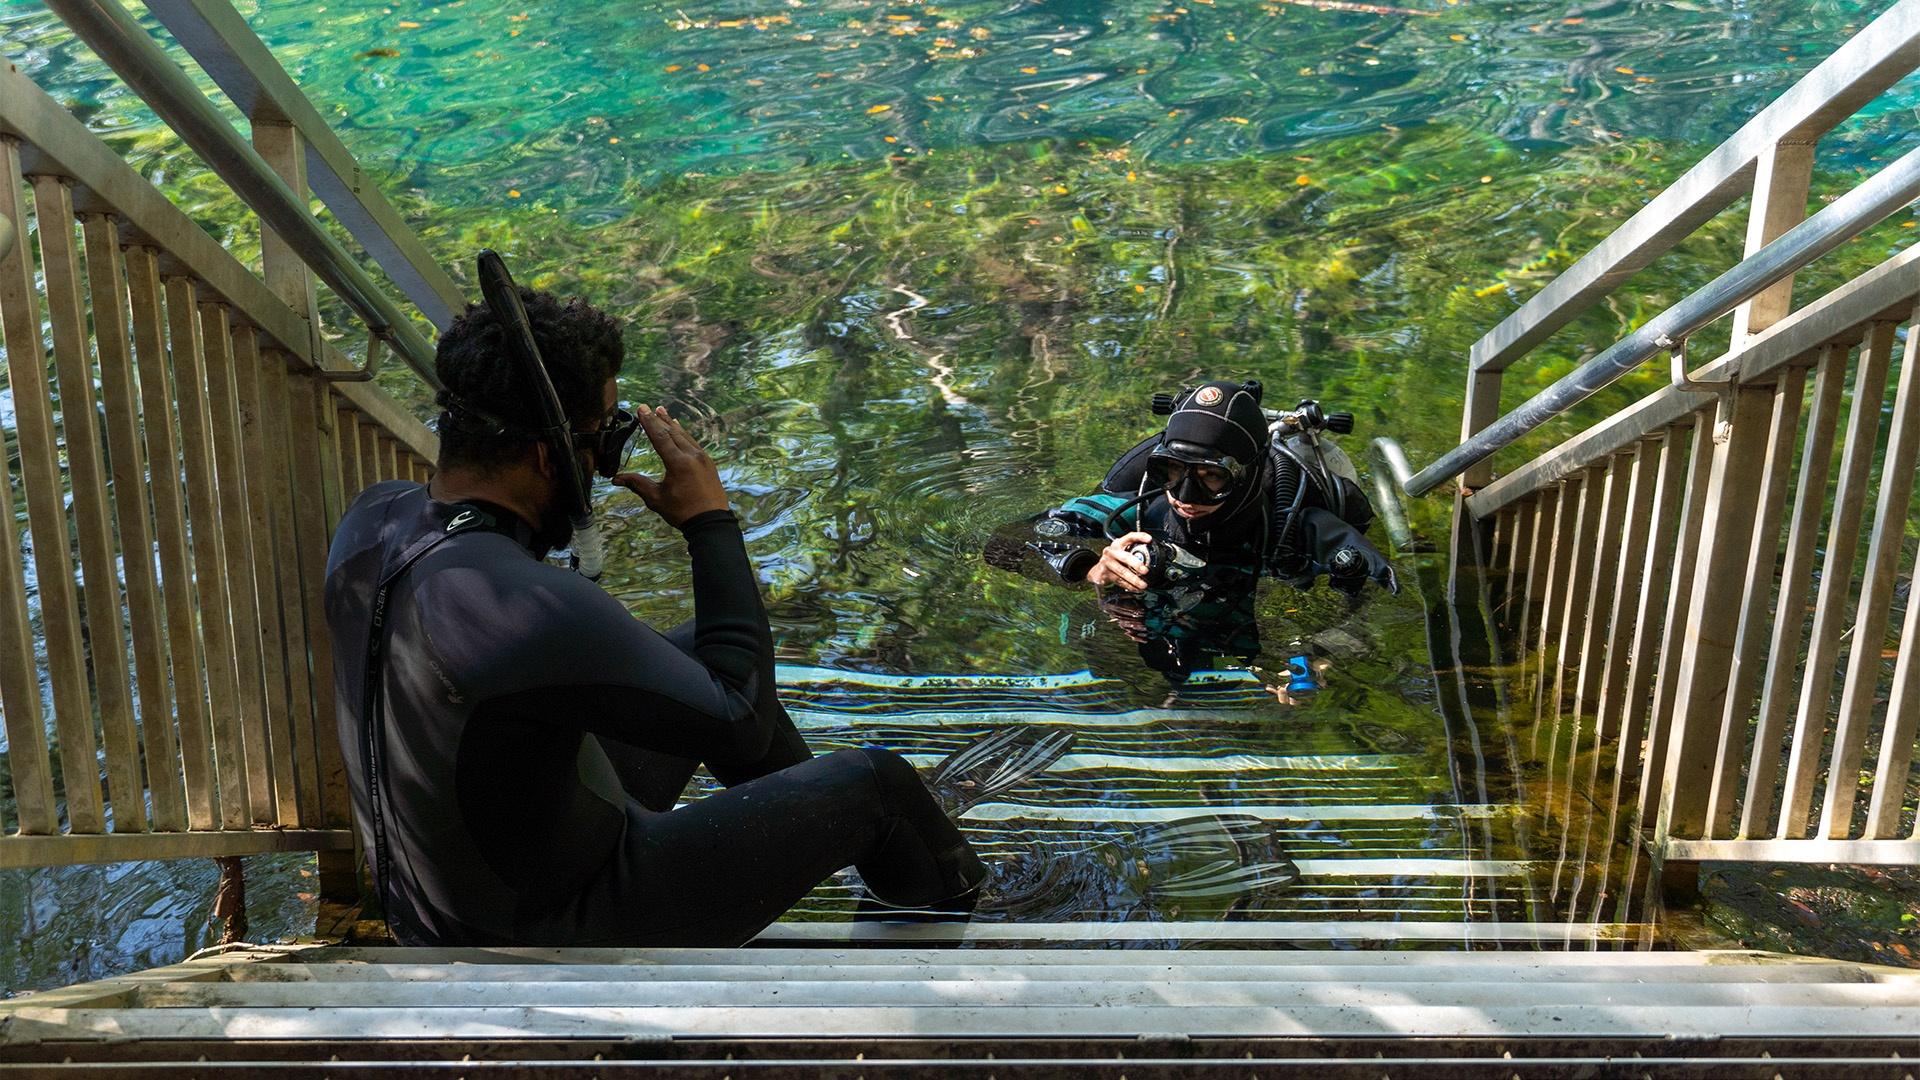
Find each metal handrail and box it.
[1465,0,1920,375]
[41,0,443,391]
[142,0,466,331]
[1403,140,1920,497]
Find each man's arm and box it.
[461,404,782,764]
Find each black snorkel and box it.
[475,249,606,580]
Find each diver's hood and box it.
[1162,380,1267,466]
[1156,380,1270,537]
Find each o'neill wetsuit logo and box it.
[447,510,476,532]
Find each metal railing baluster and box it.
[127,248,218,833]
[1740,346,1848,838]
[1705,369,1807,838]
[2,151,107,835]
[1778,321,1897,839]
[230,326,301,827]
[82,214,188,833]
[200,302,276,823]
[1818,302,1920,839]
[168,277,247,830]
[1636,421,1715,832]
[1658,387,1778,842]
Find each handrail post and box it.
[1730,139,1817,341]
[255,116,358,901]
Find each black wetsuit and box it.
[324,481,983,947]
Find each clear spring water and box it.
[1,0,1917,991]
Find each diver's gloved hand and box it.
[1085,531,1153,592]
[612,404,730,528]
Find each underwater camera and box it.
[1126,536,1208,588]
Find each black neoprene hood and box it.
[1161,380,1267,465]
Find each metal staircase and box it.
[0,0,1917,1070]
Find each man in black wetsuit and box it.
[324,289,985,947]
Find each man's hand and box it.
[1084,532,1153,592]
[611,405,730,528]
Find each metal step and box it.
[4,945,1913,1058]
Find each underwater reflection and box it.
[979,815,1303,923]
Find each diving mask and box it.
[1147,441,1248,505]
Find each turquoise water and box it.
[2,0,1918,991]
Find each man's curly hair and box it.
[433,287,624,472]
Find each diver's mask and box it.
[1146,440,1249,506]
[580,405,639,478]
[439,393,639,481]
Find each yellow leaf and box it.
[868,104,892,114]
[1480,175,1493,183]
[1127,170,1137,182]
[1636,75,1656,83]
[1135,284,1146,292]
[508,189,521,198]
[1053,184,1069,194]
[508,11,529,20]
[697,63,711,71]
[1614,65,1635,74]
[665,64,681,72]
[1295,174,1311,185]
[608,136,619,143]
[398,19,422,28]
[1449,33,1465,41]
[884,135,898,142]
[1020,66,1038,74]
[1223,116,1249,124]
[926,94,946,102]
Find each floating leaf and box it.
[508,189,522,198]
[355,47,401,59]
[1223,116,1250,124]
[1019,66,1038,74]
[397,19,422,28]
[664,64,682,72]
[1295,174,1311,185]
[1614,66,1636,74]
[868,104,893,114]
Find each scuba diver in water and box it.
[986,378,1394,692]
[324,254,1069,948]
[987,378,1395,597]
[1011,378,1395,597]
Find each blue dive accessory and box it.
[1285,652,1320,696]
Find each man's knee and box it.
[855,745,937,804]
